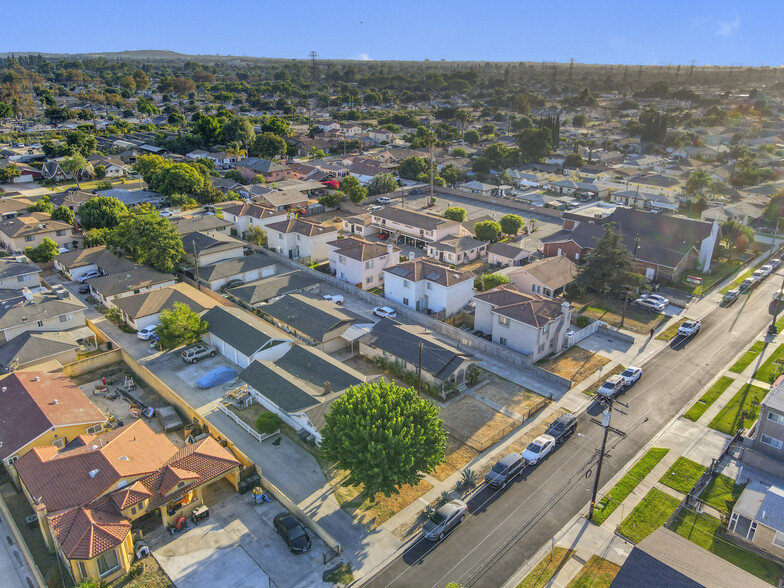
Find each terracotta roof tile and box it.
[48,497,131,560]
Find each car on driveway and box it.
[377,196,391,205]
[137,324,160,340]
[369,205,383,211]
[619,366,643,387]
[521,435,556,465]
[677,320,701,338]
[409,188,422,195]
[78,270,101,283]
[633,297,666,312]
[640,293,669,307]
[545,414,577,444]
[485,453,526,488]
[273,513,311,553]
[373,306,397,318]
[422,499,467,541]
[77,284,91,294]
[220,278,244,292]
[181,343,216,363]
[722,289,740,304]
[597,375,626,399]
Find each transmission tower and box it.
[309,50,320,83]
[569,58,574,80]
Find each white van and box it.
[377,196,391,205]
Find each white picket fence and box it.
[566,320,603,348]
[214,401,279,443]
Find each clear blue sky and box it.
[4,1,780,67]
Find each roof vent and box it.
[0,387,4,393]
[119,455,129,461]
[33,376,39,382]
[50,399,58,405]
[88,468,99,478]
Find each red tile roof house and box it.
[14,419,240,584]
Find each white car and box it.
[521,435,556,465]
[644,294,669,307]
[373,306,397,318]
[136,324,160,340]
[677,320,701,338]
[159,210,173,217]
[78,270,101,283]
[368,205,384,211]
[633,297,665,312]
[377,197,391,205]
[773,289,784,302]
[752,270,766,281]
[761,265,774,277]
[323,294,344,304]
[619,366,643,387]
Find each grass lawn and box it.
[591,447,669,526]
[572,294,669,335]
[107,557,173,588]
[617,488,681,543]
[656,318,690,341]
[671,510,782,585]
[752,343,784,383]
[659,457,707,495]
[537,347,611,385]
[708,383,767,435]
[584,364,626,397]
[566,555,621,588]
[517,547,575,588]
[674,260,743,296]
[683,377,735,422]
[730,341,766,374]
[700,473,746,515]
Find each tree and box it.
[259,116,292,137]
[321,381,446,499]
[24,238,60,263]
[223,116,255,148]
[500,214,524,236]
[192,113,222,147]
[245,225,267,247]
[107,205,184,273]
[341,176,367,204]
[28,195,55,214]
[474,220,502,242]
[83,227,109,248]
[64,130,96,157]
[0,164,20,184]
[572,114,588,127]
[318,194,341,208]
[685,168,710,196]
[93,164,106,179]
[61,154,88,188]
[78,196,128,230]
[443,207,466,222]
[367,173,398,196]
[440,164,465,187]
[249,132,287,159]
[156,302,209,349]
[147,163,206,197]
[564,153,585,168]
[516,128,553,163]
[464,130,481,145]
[480,123,495,137]
[721,220,754,261]
[51,206,75,224]
[398,156,430,180]
[451,147,467,158]
[576,224,641,295]
[764,189,784,225]
[479,273,511,291]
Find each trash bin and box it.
[107,341,113,350]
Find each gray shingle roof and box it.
[0,257,41,280]
[202,306,287,357]
[0,290,86,332]
[259,294,366,342]
[198,254,276,282]
[227,271,320,305]
[240,360,320,413]
[372,206,459,231]
[88,267,173,298]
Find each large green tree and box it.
[51,206,75,225]
[721,220,754,261]
[156,302,209,349]
[222,116,255,148]
[474,220,502,242]
[367,173,398,196]
[25,238,60,263]
[685,168,711,196]
[764,189,784,225]
[321,381,446,498]
[516,128,553,163]
[0,164,20,183]
[61,154,88,188]
[398,156,430,180]
[576,224,641,295]
[443,207,466,222]
[249,132,287,159]
[78,196,128,230]
[341,176,367,204]
[500,214,524,236]
[108,205,184,273]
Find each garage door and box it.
[244,269,260,282]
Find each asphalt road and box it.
[366,270,783,588]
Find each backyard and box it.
[682,377,735,422]
[617,488,681,543]
[700,473,745,515]
[537,347,611,385]
[708,383,767,435]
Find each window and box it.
[365,260,374,269]
[403,280,411,289]
[97,549,120,577]
[769,411,784,425]
[403,297,409,305]
[538,343,546,352]
[86,424,102,435]
[498,316,510,327]
[60,313,73,323]
[542,323,550,334]
[339,255,346,264]
[426,282,432,290]
[366,276,373,284]
[499,337,508,346]
[36,320,43,327]
[775,531,784,549]
[78,561,88,580]
[17,274,30,283]
[24,235,34,242]
[296,234,301,241]
[56,230,67,237]
[6,455,18,465]
[531,285,537,293]
[761,434,783,450]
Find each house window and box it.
[78,561,88,580]
[499,337,508,346]
[775,531,784,549]
[24,235,35,242]
[17,274,30,283]
[768,411,784,425]
[60,313,73,323]
[86,424,102,435]
[426,282,432,290]
[97,549,120,577]
[498,316,510,327]
[403,297,409,305]
[37,320,43,327]
[339,255,346,264]
[538,344,546,352]
[403,280,411,289]
[761,434,783,450]
[542,323,550,334]
[365,260,374,269]
[6,455,18,465]
[130,506,136,515]
[296,234,301,241]
[366,276,373,284]
[56,230,67,237]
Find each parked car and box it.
[78,270,101,283]
[773,289,784,302]
[643,294,670,307]
[545,414,577,444]
[273,513,311,553]
[771,258,782,269]
[220,278,244,292]
[422,499,467,541]
[619,366,643,387]
[677,320,701,338]
[377,196,391,205]
[485,453,526,488]
[409,188,422,195]
[159,210,173,218]
[323,294,344,305]
[181,343,216,363]
[633,297,666,312]
[740,277,757,291]
[761,264,774,277]
[77,284,91,294]
[752,269,766,281]
[136,324,160,340]
[722,289,740,304]
[597,375,626,399]
[521,435,556,465]
[369,205,383,211]
[373,306,397,318]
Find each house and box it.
[0,255,42,289]
[201,305,293,368]
[501,256,577,299]
[14,420,240,585]
[487,241,531,267]
[0,196,36,219]
[196,254,277,291]
[625,174,682,196]
[610,189,679,212]
[54,246,138,281]
[701,202,765,226]
[239,345,366,443]
[112,283,221,331]
[0,372,105,475]
[473,285,571,361]
[258,293,373,353]
[328,236,399,290]
[49,190,94,213]
[95,189,165,208]
[0,288,87,344]
[727,481,784,561]
[341,213,378,238]
[749,376,784,463]
[0,213,74,252]
[220,202,286,236]
[169,215,232,236]
[88,268,176,309]
[265,218,337,263]
[235,157,292,182]
[226,270,321,306]
[258,189,311,212]
[41,161,71,182]
[425,235,488,265]
[181,231,246,266]
[86,157,128,177]
[611,527,769,588]
[360,318,476,386]
[371,207,462,248]
[383,258,475,317]
[457,180,496,195]
[0,330,89,373]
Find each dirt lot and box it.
[476,371,542,415]
[333,478,433,531]
[432,436,480,481]
[537,347,611,385]
[572,294,670,335]
[439,396,518,451]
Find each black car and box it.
[409,188,422,195]
[77,284,91,294]
[484,453,526,488]
[273,513,311,553]
[545,413,577,443]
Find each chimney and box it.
[387,244,394,256]
[409,252,416,261]
[323,381,331,395]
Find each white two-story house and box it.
[220,202,286,237]
[383,257,475,317]
[328,236,400,290]
[371,207,461,249]
[265,218,337,263]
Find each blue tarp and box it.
[196,366,238,389]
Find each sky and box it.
[3,1,781,67]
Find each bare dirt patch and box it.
[439,396,517,450]
[477,371,542,415]
[334,478,433,530]
[431,436,480,481]
[538,347,611,385]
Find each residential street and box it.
[364,272,784,588]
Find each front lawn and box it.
[674,259,743,296]
[682,377,735,422]
[537,347,611,385]
[700,473,746,515]
[656,318,690,341]
[659,457,706,495]
[566,555,621,588]
[617,488,681,543]
[730,341,766,374]
[571,294,669,335]
[752,343,784,383]
[708,383,767,435]
[517,547,575,588]
[671,510,782,585]
[591,447,669,526]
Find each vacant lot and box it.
[537,347,611,385]
[682,377,735,422]
[571,294,669,335]
[439,396,518,451]
[475,371,542,414]
[431,436,479,481]
[333,478,433,531]
[617,488,681,543]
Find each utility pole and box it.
[588,405,612,522]
[418,341,423,393]
[192,241,201,291]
